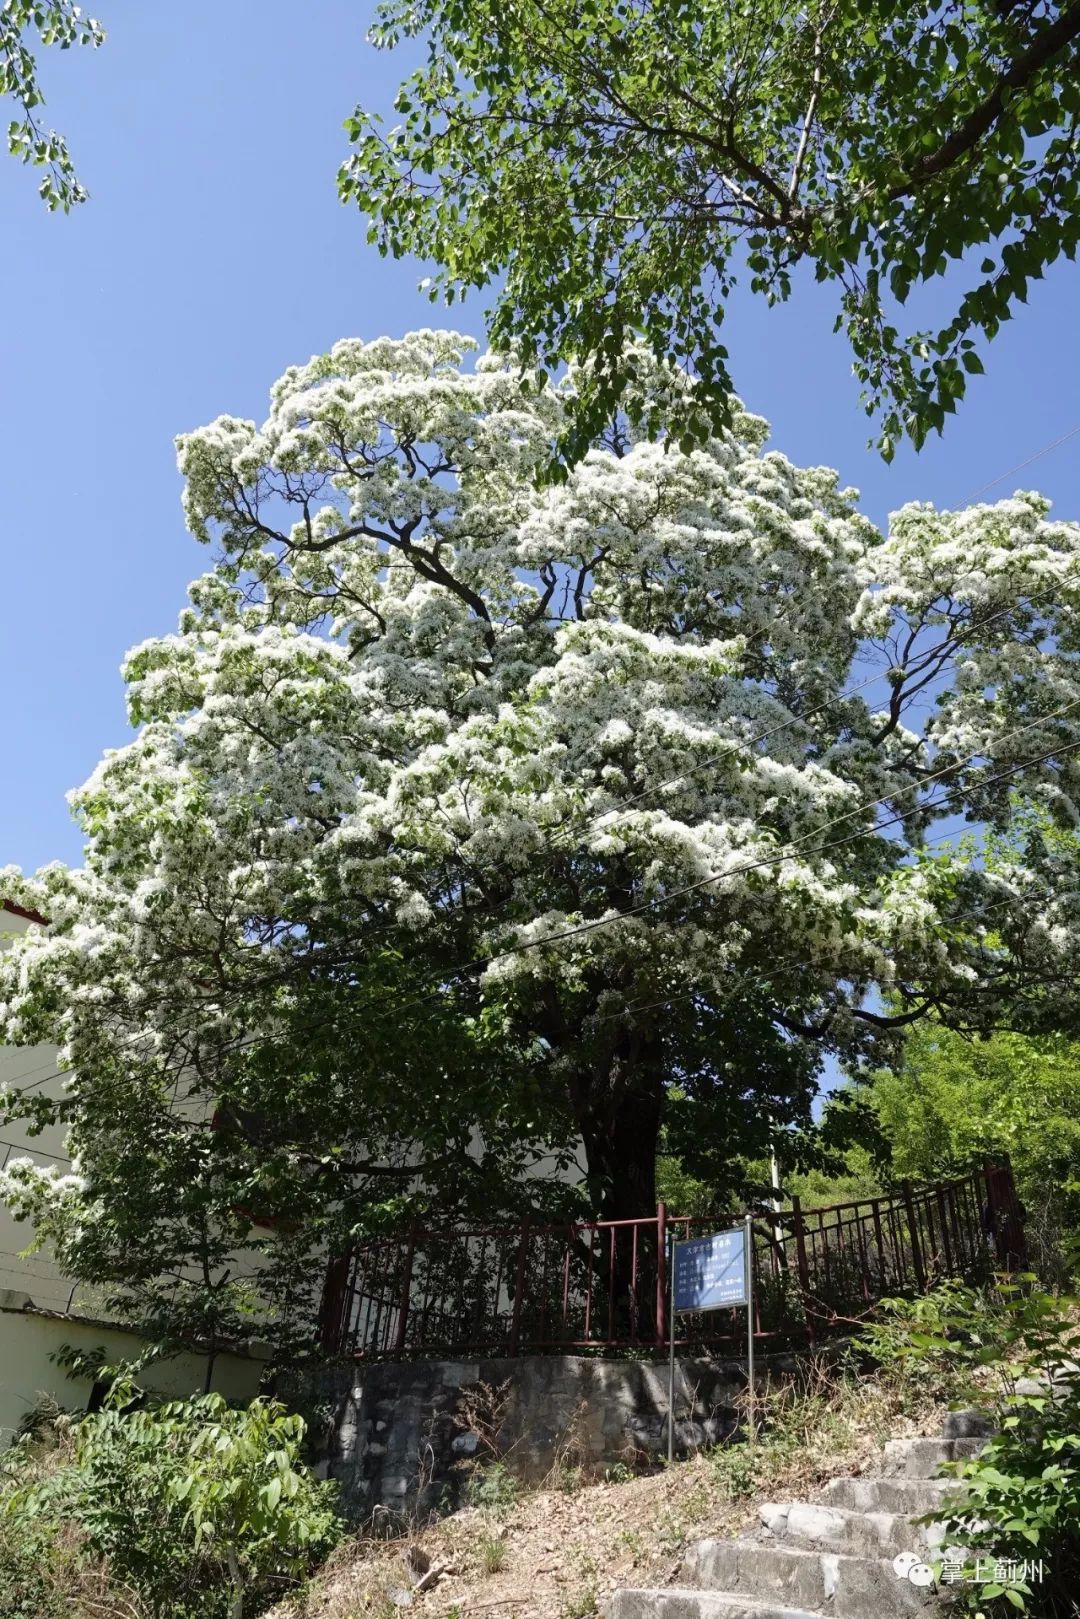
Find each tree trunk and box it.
[569,1022,664,1221]
[578,1079,662,1222]
[573,1062,663,1340]
[226,1545,244,1619]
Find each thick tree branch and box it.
[891,0,1080,199]
[853,1001,931,1029]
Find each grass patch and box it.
[478,1531,509,1574]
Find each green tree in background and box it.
[0,1,104,210]
[342,0,1080,471]
[869,1023,1080,1245]
[781,1145,884,1209]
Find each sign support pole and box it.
[667,1229,676,1465]
[667,1221,751,1466]
[745,1213,756,1449]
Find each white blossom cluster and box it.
[4,331,1080,1268]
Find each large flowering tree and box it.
[4,331,1080,1342]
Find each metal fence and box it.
[317,1159,1025,1359]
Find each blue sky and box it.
[3,0,1080,875]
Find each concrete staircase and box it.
[606,1412,993,1619]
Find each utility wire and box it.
[592,867,1062,1029]
[126,852,1080,1176]
[256,584,1063,977]
[0,1137,70,1163]
[372,586,1069,929]
[3,573,1078,1096]
[5,706,1080,1199]
[4,438,1079,1251]
[0,589,1065,988]
[5,714,1080,1120]
[19,710,1077,1094]
[356,699,1080,1025]
[542,590,1059,832]
[595,878,1075,1029]
[0,1058,67,1095]
[138,711,1078,1064]
[968,425,1080,502]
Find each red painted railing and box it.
[318,1159,1025,1359]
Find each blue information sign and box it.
[672,1226,748,1313]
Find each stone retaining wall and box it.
[279,1354,762,1525]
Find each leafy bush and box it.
[0,1516,69,1619]
[861,1279,1080,1617]
[2,1376,341,1619]
[702,1347,925,1505]
[464,1459,519,1515]
[858,1280,981,1407]
[0,1516,145,1619]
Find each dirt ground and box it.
[274,1371,950,1619]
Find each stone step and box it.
[821,1476,958,1516]
[941,1410,995,1441]
[680,1538,938,1617]
[758,1500,942,1556]
[880,1437,985,1479]
[606,1591,830,1619]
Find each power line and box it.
[0,1252,74,1279]
[2,592,1076,1097]
[2,588,1068,972]
[151,708,1079,1061]
[0,1137,71,1164]
[6,751,1076,1207]
[6,721,1078,1124]
[127,585,1043,978]
[596,877,1074,1029]
[968,425,1080,502]
[0,1057,64,1094]
[546,591,1052,832]
[173,583,1080,999]
[253,585,1062,976]
[0,589,1062,1003]
[74,709,1080,1077]
[140,801,1080,1175]
[364,699,1080,1024]
[6,445,1079,1253]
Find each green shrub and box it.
[0,1516,67,1619]
[464,1459,519,1514]
[858,1279,983,1406]
[548,1456,585,1494]
[2,1376,341,1619]
[861,1278,1080,1617]
[561,1579,599,1619]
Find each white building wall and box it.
[0,1293,265,1444]
[0,903,80,1312]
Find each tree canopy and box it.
[341,0,1080,469]
[3,333,1080,1343]
[1,1,103,211]
[868,1023,1080,1242]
